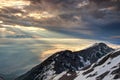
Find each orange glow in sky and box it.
[0,0,30,8]
[28,11,55,20]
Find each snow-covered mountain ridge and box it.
[74,49,120,80]
[16,43,117,80]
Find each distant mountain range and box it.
[16,43,120,80]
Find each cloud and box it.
[1,0,120,27]
[0,0,120,44]
[110,36,120,39]
[25,0,120,30]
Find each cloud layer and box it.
[0,0,120,44]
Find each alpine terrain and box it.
[16,43,120,80]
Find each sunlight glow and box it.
[0,0,30,8]
[28,11,55,20]
[39,39,120,61]
[14,13,22,17]
[0,28,6,32]
[0,21,3,24]
[14,25,47,31]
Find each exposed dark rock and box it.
[82,68,94,75]
[93,53,111,68]
[59,71,77,80]
[111,66,118,69]
[86,72,97,78]
[96,71,110,80]
[81,65,91,70]
[111,63,120,79]
[16,43,114,80]
[110,50,120,58]
[107,62,111,65]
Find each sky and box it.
[0,0,120,80]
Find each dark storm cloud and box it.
[26,0,120,25]
[90,0,120,9]
[110,36,120,39]
[0,7,24,14]
[1,0,120,27]
[0,0,120,44]
[27,0,120,12]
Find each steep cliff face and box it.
[16,43,114,80]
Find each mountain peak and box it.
[94,42,107,46]
[56,50,72,56]
[89,42,108,48]
[16,43,114,80]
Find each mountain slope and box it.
[74,49,120,80]
[16,43,114,80]
[0,76,5,80]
